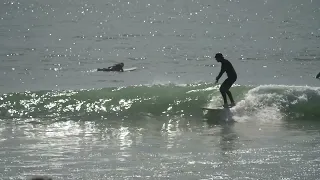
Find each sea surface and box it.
[0,0,320,179]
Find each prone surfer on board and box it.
[97,63,124,72]
[214,53,237,108]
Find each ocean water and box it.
[0,0,320,179]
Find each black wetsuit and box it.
[98,63,124,72]
[316,72,320,79]
[216,59,237,92]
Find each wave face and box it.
[0,83,319,121]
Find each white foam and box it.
[229,84,320,122]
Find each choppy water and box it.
[0,0,320,179]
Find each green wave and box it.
[0,83,319,120]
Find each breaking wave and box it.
[0,83,319,121]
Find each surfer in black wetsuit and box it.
[31,176,52,180]
[316,72,320,79]
[214,53,237,107]
[97,63,124,72]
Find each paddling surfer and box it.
[214,53,237,108]
[97,63,124,72]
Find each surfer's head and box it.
[119,62,124,67]
[214,53,224,62]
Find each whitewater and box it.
[0,0,320,179]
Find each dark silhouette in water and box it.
[97,63,124,72]
[214,53,237,108]
[316,72,320,79]
[30,176,52,180]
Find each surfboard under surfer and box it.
[214,53,237,108]
[97,63,124,72]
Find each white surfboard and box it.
[201,107,225,111]
[201,105,234,110]
[123,67,137,72]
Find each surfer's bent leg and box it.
[220,79,229,105]
[97,68,112,72]
[220,78,236,105]
[97,68,104,71]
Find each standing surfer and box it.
[214,53,237,108]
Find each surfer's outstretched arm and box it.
[316,72,320,79]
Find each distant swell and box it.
[0,83,319,121]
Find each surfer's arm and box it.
[120,68,124,72]
[216,65,225,81]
